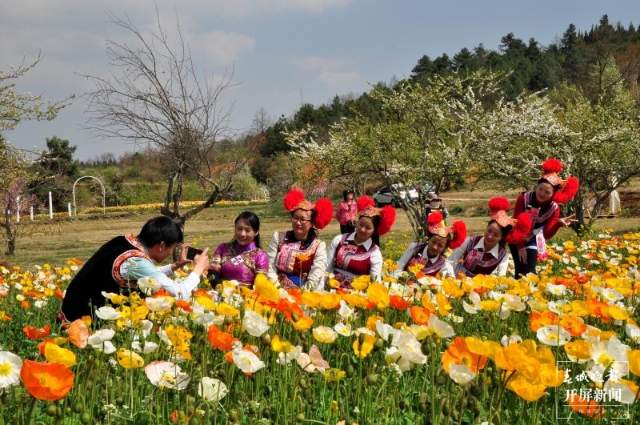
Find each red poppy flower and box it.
[23,325,51,340]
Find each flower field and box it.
[1,233,639,424]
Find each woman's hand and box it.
[192,248,210,276]
[559,214,577,227]
[209,262,222,273]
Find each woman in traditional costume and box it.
[336,190,357,234]
[394,211,466,278]
[209,211,269,287]
[509,158,579,277]
[267,189,333,290]
[326,196,396,286]
[448,197,532,277]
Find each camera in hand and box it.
[186,246,203,260]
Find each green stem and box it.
[24,398,37,425]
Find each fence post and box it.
[30,206,34,221]
[16,196,20,223]
[68,202,72,217]
[48,192,53,219]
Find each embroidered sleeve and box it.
[254,249,270,273]
[211,243,225,265]
[542,207,562,240]
[325,233,343,274]
[446,237,470,275]
[266,231,280,284]
[306,240,327,291]
[393,242,419,277]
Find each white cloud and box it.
[296,56,362,89]
[193,31,256,65]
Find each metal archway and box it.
[72,176,106,216]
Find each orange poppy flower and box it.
[207,325,237,352]
[67,319,89,349]
[193,288,210,298]
[20,360,74,401]
[175,300,192,313]
[409,306,431,325]
[152,289,171,297]
[23,325,51,340]
[389,295,410,311]
[558,315,587,337]
[442,337,488,374]
[275,298,304,322]
[567,393,604,418]
[54,288,64,299]
[528,311,558,332]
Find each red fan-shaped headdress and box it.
[539,158,580,205]
[283,188,334,230]
[426,211,467,249]
[487,197,533,245]
[356,195,396,236]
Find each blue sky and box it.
[2,0,639,159]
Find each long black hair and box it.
[234,211,261,248]
[137,216,184,248]
[342,190,355,201]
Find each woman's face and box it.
[535,182,555,204]
[346,192,354,202]
[291,209,313,240]
[234,218,257,246]
[355,216,375,242]
[484,222,503,249]
[426,235,448,258]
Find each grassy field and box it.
[4,197,640,266]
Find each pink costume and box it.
[211,241,268,286]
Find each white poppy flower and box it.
[375,321,397,342]
[145,296,175,312]
[0,351,22,389]
[337,300,355,320]
[145,361,190,390]
[137,277,161,295]
[198,377,228,402]
[333,322,353,337]
[536,325,571,346]
[277,345,302,365]
[242,310,269,337]
[603,380,637,404]
[95,306,121,321]
[448,364,476,385]
[428,315,455,338]
[232,348,265,374]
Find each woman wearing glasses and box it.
[267,188,333,290]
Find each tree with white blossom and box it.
[480,59,640,233]
[288,71,558,237]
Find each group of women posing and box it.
[208,158,580,289]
